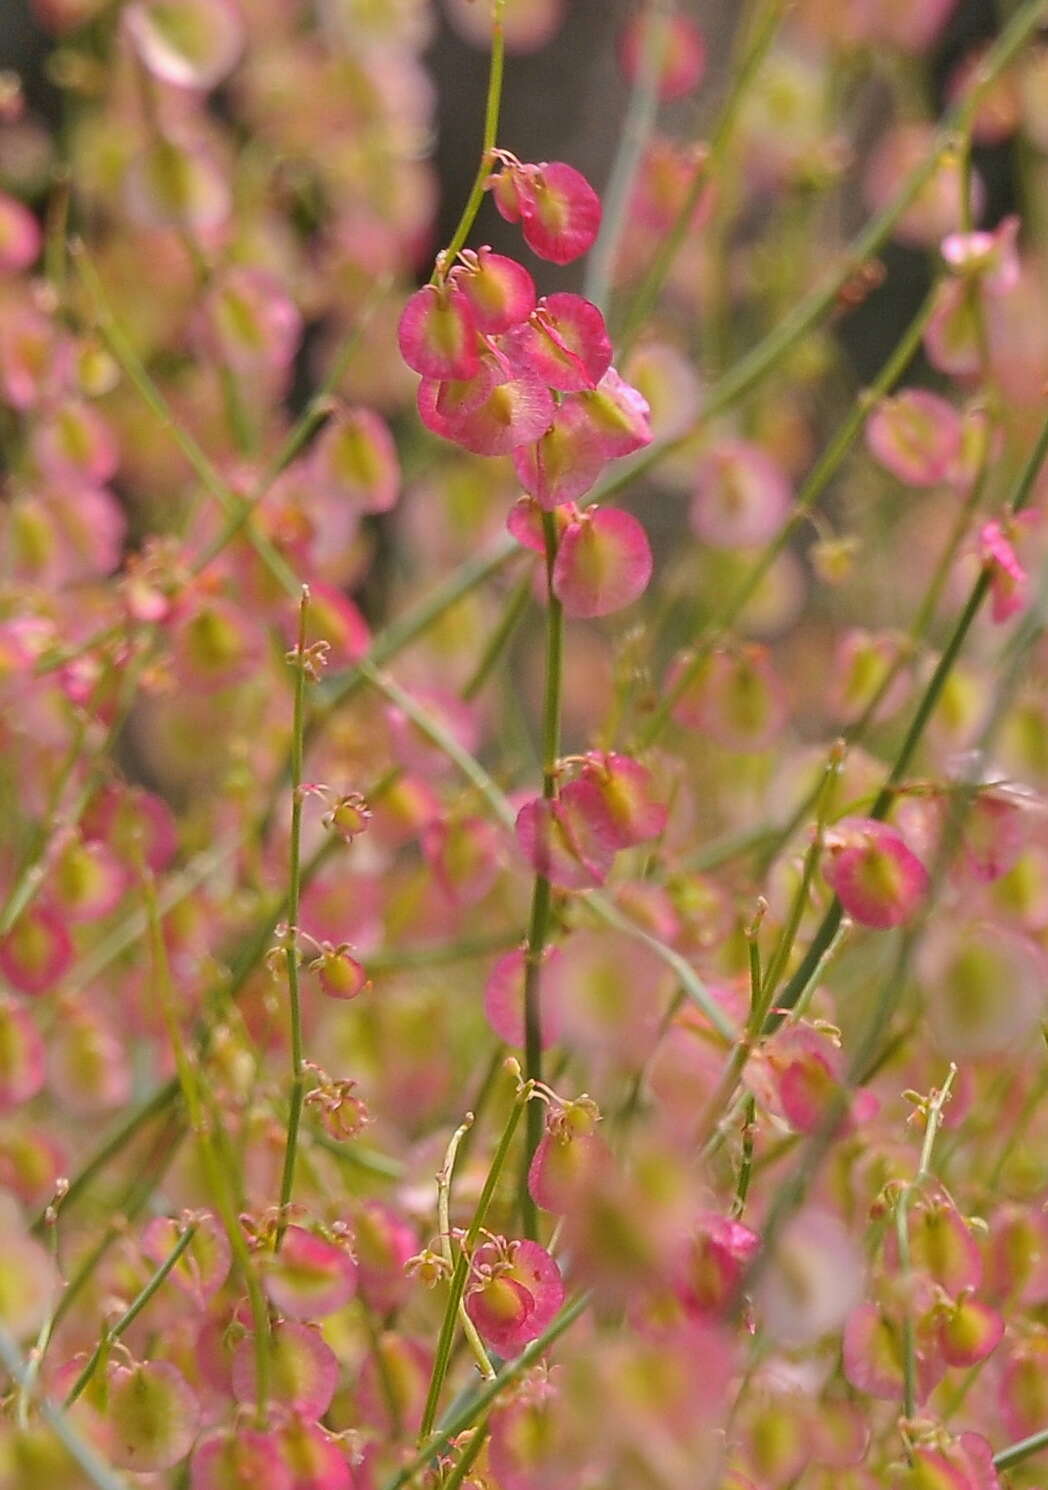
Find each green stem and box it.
[584,0,672,313]
[418,1077,530,1442]
[63,1223,198,1407]
[389,1292,589,1490]
[143,871,271,1420]
[994,1426,1048,1472]
[0,1326,132,1490]
[636,284,938,751]
[521,512,564,1239]
[766,399,1048,1036]
[616,0,786,350]
[434,0,506,274]
[276,589,310,1247]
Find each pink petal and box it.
[552,507,652,618]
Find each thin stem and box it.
[616,0,786,349]
[63,1222,198,1407]
[418,1075,531,1442]
[387,1292,589,1490]
[0,1326,132,1490]
[521,512,564,1239]
[73,243,300,601]
[994,1425,1048,1472]
[437,1116,496,1381]
[584,0,672,313]
[276,589,311,1247]
[896,1067,957,1427]
[434,0,506,274]
[636,284,939,751]
[462,574,532,703]
[142,870,272,1420]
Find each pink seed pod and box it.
[924,278,983,378]
[622,341,703,443]
[490,160,602,265]
[263,1225,358,1319]
[576,367,652,457]
[673,1212,760,1320]
[618,12,707,101]
[45,1001,132,1114]
[30,399,119,488]
[451,247,536,334]
[0,903,74,996]
[503,293,612,392]
[827,628,911,726]
[979,519,1028,622]
[514,792,614,891]
[1000,1337,1048,1441]
[759,1023,877,1136]
[198,267,302,381]
[821,816,929,929]
[917,921,1046,1059]
[909,1434,1001,1490]
[465,1238,565,1356]
[309,407,400,515]
[0,999,45,1111]
[170,598,265,693]
[0,306,74,411]
[483,945,564,1050]
[123,140,231,234]
[190,1427,294,1490]
[397,283,479,382]
[669,645,788,751]
[419,369,554,456]
[125,0,243,90]
[353,1201,417,1316]
[513,399,609,509]
[417,354,503,431]
[0,1206,60,1338]
[937,1295,1005,1367]
[0,1129,65,1209]
[272,1415,353,1490]
[232,1321,339,1420]
[421,815,502,907]
[866,389,964,487]
[0,191,41,273]
[941,215,1021,295]
[903,1197,983,1295]
[488,1371,579,1490]
[544,929,666,1064]
[528,1127,611,1216]
[572,752,667,849]
[756,1209,862,1348]
[83,784,178,875]
[104,1358,201,1472]
[507,495,573,554]
[49,834,127,923]
[445,0,565,55]
[308,943,370,1001]
[356,1333,432,1436]
[552,507,652,618]
[142,1212,232,1306]
[690,439,791,550]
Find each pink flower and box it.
[489,158,602,265]
[979,519,1028,622]
[618,12,706,101]
[465,1237,565,1355]
[822,816,929,928]
[552,508,653,618]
